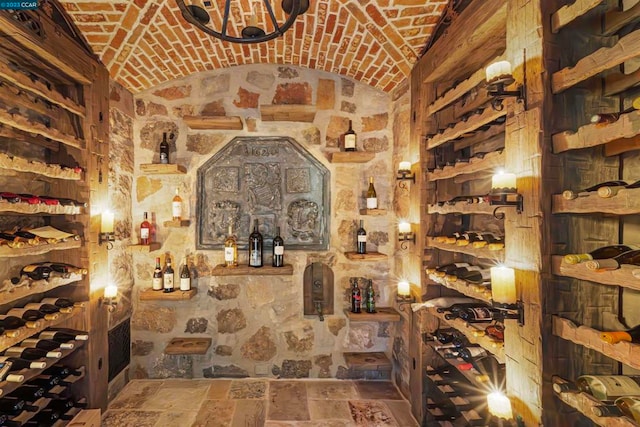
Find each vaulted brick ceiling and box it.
[61,0,448,93]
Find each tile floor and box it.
[102,378,420,427]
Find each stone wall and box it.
[129,64,407,379]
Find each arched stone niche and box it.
[196,136,330,250]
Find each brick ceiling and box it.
[60,0,448,93]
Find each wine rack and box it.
[426,238,505,262]
[552,187,640,215]
[551,256,640,292]
[0,274,84,307]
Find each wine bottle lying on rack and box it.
[585,250,640,271]
[449,306,501,323]
[471,233,504,250]
[600,324,640,344]
[563,245,639,264]
[593,396,640,422]
[0,395,38,415]
[0,233,25,249]
[11,231,57,245]
[561,180,628,200]
[597,180,640,198]
[0,356,47,370]
[553,375,640,401]
[39,328,89,342]
[0,314,39,332]
[21,337,74,351]
[426,263,471,277]
[7,308,57,322]
[4,346,61,360]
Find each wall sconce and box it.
[396,280,416,304]
[99,210,115,250]
[101,284,118,312]
[485,60,526,111]
[487,391,514,420]
[489,170,523,219]
[396,161,415,190]
[398,221,415,250]
[490,266,524,326]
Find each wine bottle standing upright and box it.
[140,212,151,245]
[224,225,238,267]
[365,279,375,313]
[179,256,191,291]
[249,219,263,268]
[272,226,284,267]
[343,120,356,151]
[350,279,361,313]
[152,257,163,291]
[356,220,367,254]
[172,188,182,221]
[366,177,378,209]
[163,256,174,293]
[159,132,169,164]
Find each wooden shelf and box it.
[164,337,212,355]
[343,351,391,371]
[211,264,293,276]
[426,108,506,150]
[128,243,162,253]
[182,115,243,130]
[551,0,605,33]
[0,108,84,150]
[428,273,492,304]
[427,237,505,261]
[0,239,81,258]
[329,152,375,163]
[163,219,191,227]
[0,153,82,181]
[552,29,640,94]
[553,316,640,371]
[0,273,83,306]
[428,308,505,363]
[344,251,388,261]
[344,307,401,322]
[552,109,640,153]
[139,163,186,174]
[139,288,197,301]
[553,376,638,426]
[552,186,640,215]
[260,104,316,122]
[551,255,640,291]
[427,202,496,216]
[0,201,82,215]
[358,208,387,216]
[428,150,504,182]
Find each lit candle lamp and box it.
[491,171,517,194]
[101,210,115,233]
[487,391,513,420]
[398,161,411,172]
[486,60,512,84]
[398,221,412,234]
[490,266,517,305]
[397,281,411,297]
[104,284,118,299]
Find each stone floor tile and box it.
[108,380,164,410]
[354,380,404,400]
[266,422,356,427]
[308,399,352,420]
[384,400,420,427]
[231,399,267,426]
[141,381,210,411]
[348,400,399,427]
[305,380,359,400]
[191,400,236,427]
[102,410,161,427]
[154,411,198,427]
[267,381,310,421]
[229,379,268,399]
[207,379,232,399]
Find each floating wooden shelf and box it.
[552,109,640,153]
[329,152,375,163]
[428,308,505,364]
[343,351,391,371]
[182,115,243,130]
[0,108,84,150]
[551,255,640,292]
[552,186,640,215]
[552,29,640,94]
[358,208,387,216]
[139,288,197,301]
[553,316,640,371]
[344,307,401,322]
[428,273,492,304]
[553,375,638,426]
[260,104,316,122]
[0,201,82,215]
[428,150,504,182]
[0,153,82,181]
[427,202,496,216]
[344,251,388,261]
[551,0,605,33]
[139,163,186,174]
[427,237,505,261]
[163,219,191,227]
[426,108,506,150]
[211,264,293,276]
[164,337,212,355]
[0,239,81,258]
[128,243,162,253]
[0,273,83,306]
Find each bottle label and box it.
[152,277,163,290]
[160,153,168,164]
[357,235,367,243]
[469,307,492,320]
[274,246,284,256]
[141,228,150,239]
[224,247,235,262]
[366,198,378,209]
[586,376,640,400]
[164,274,174,288]
[172,202,182,218]
[250,251,262,266]
[180,278,191,291]
[344,135,356,149]
[22,265,37,273]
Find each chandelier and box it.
[176,0,310,44]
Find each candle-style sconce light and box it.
[396,280,416,304]
[490,266,524,326]
[489,170,523,219]
[396,161,415,190]
[485,60,526,111]
[99,210,115,250]
[101,283,118,312]
[487,391,514,420]
[398,221,416,250]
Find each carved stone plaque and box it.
[197,136,330,250]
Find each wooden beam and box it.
[552,29,640,94]
[604,133,640,155]
[428,150,504,182]
[453,123,505,151]
[427,108,506,150]
[603,1,640,36]
[551,0,605,33]
[183,115,243,130]
[0,107,83,149]
[552,186,640,214]
[260,104,316,122]
[603,68,640,96]
[0,123,59,151]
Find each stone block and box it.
[302,126,321,145]
[341,78,355,97]
[172,104,194,117]
[135,99,146,116]
[132,340,154,356]
[317,79,335,110]
[147,102,168,116]
[233,87,259,108]
[186,134,226,155]
[241,326,277,361]
[151,354,193,378]
[153,85,191,100]
[278,66,299,79]
[185,317,208,333]
[247,71,275,89]
[132,306,176,333]
[201,74,230,95]
[313,354,333,378]
[328,318,346,336]
[273,82,312,105]
[209,283,241,300]
[276,359,312,378]
[362,136,389,152]
[217,308,247,333]
[284,325,314,353]
[341,101,356,113]
[203,365,249,378]
[362,113,388,131]
[369,231,389,246]
[215,345,233,356]
[200,100,225,116]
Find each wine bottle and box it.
[443,265,482,282]
[597,181,632,198]
[159,132,169,164]
[36,195,60,206]
[4,346,61,359]
[426,262,470,277]
[40,298,83,311]
[471,233,505,250]
[12,231,57,245]
[248,219,263,268]
[163,256,174,293]
[0,396,38,414]
[0,192,21,203]
[562,180,628,200]
[39,329,88,342]
[272,226,284,267]
[356,220,366,254]
[30,373,68,389]
[365,279,375,313]
[179,256,191,291]
[0,360,23,383]
[55,197,88,207]
[436,302,486,314]
[433,329,460,344]
[563,245,638,264]
[366,177,378,209]
[24,303,66,315]
[554,375,640,401]
[343,120,356,152]
[140,212,151,245]
[224,225,238,268]
[4,231,38,246]
[152,257,163,291]
[0,356,47,370]
[455,232,483,247]
[460,269,492,285]
[445,346,487,363]
[591,113,620,125]
[43,365,82,377]
[16,193,40,205]
[0,314,38,330]
[7,308,55,322]
[18,264,52,281]
[26,408,64,424]
[38,262,87,276]
[172,187,182,221]
[350,279,361,313]
[585,250,640,271]
[612,396,640,422]
[0,233,25,249]
[21,338,74,351]
[600,324,640,344]
[450,306,498,323]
